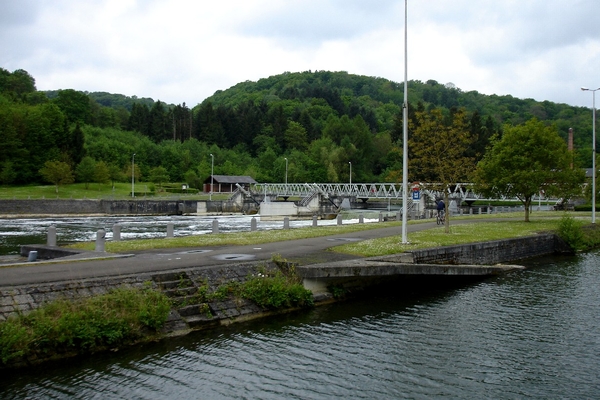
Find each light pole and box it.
[131,153,135,198]
[401,0,409,243]
[285,157,288,185]
[349,162,352,185]
[210,153,214,201]
[582,87,600,224]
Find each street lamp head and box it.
[582,87,589,91]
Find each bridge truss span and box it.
[249,182,554,203]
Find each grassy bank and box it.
[0,183,231,200]
[334,215,600,257]
[0,286,171,366]
[63,212,595,255]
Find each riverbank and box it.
[2,215,598,370]
[0,227,579,370]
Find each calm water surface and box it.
[1,250,599,399]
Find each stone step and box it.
[156,279,194,290]
[184,314,218,329]
[178,303,211,317]
[163,287,198,298]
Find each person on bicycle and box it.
[436,199,445,215]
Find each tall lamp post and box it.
[210,153,214,201]
[349,162,352,185]
[131,153,135,198]
[401,0,409,243]
[285,157,288,185]
[582,87,600,224]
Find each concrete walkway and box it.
[0,219,508,287]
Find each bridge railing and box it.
[249,182,557,203]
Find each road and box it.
[0,219,500,286]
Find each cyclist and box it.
[436,199,445,223]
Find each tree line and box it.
[0,68,594,199]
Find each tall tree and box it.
[409,108,476,232]
[39,160,74,193]
[474,118,585,222]
[75,156,96,189]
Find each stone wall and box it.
[0,262,272,327]
[0,199,199,215]
[404,233,571,265]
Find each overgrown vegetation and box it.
[0,286,171,365]
[240,265,313,310]
[557,215,600,251]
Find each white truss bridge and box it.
[249,182,552,203]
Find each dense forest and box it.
[0,68,594,189]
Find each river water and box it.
[0,213,387,256]
[1,250,599,398]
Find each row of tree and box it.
[0,68,594,209]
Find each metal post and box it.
[401,0,409,244]
[349,161,352,185]
[582,87,599,224]
[210,153,214,201]
[131,153,135,198]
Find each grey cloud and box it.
[237,0,400,46]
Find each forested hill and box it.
[201,70,590,140]
[0,67,594,187]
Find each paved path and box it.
[0,219,498,286]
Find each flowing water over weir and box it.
[0,214,380,256]
[1,250,599,398]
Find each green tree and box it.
[284,121,308,151]
[474,118,585,222]
[0,161,17,184]
[94,160,111,186]
[53,89,91,124]
[148,166,170,189]
[409,108,476,232]
[76,156,96,189]
[39,160,74,193]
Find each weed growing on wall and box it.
[0,286,171,365]
[557,215,585,250]
[241,264,313,310]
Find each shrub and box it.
[557,215,585,251]
[242,268,313,310]
[0,286,171,365]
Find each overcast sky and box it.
[2,0,599,108]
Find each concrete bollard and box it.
[359,214,364,224]
[113,224,121,241]
[167,222,174,238]
[396,211,401,221]
[337,214,343,225]
[312,215,318,227]
[95,229,106,252]
[379,213,383,222]
[251,217,257,231]
[47,225,57,247]
[469,208,473,215]
[27,250,38,262]
[283,217,290,229]
[212,219,219,234]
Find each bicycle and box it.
[436,209,446,225]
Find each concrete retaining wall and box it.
[0,199,199,215]
[386,233,572,265]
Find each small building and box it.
[203,175,257,193]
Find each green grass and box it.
[63,211,586,254]
[0,286,171,365]
[331,217,585,257]
[68,220,408,252]
[0,182,230,200]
